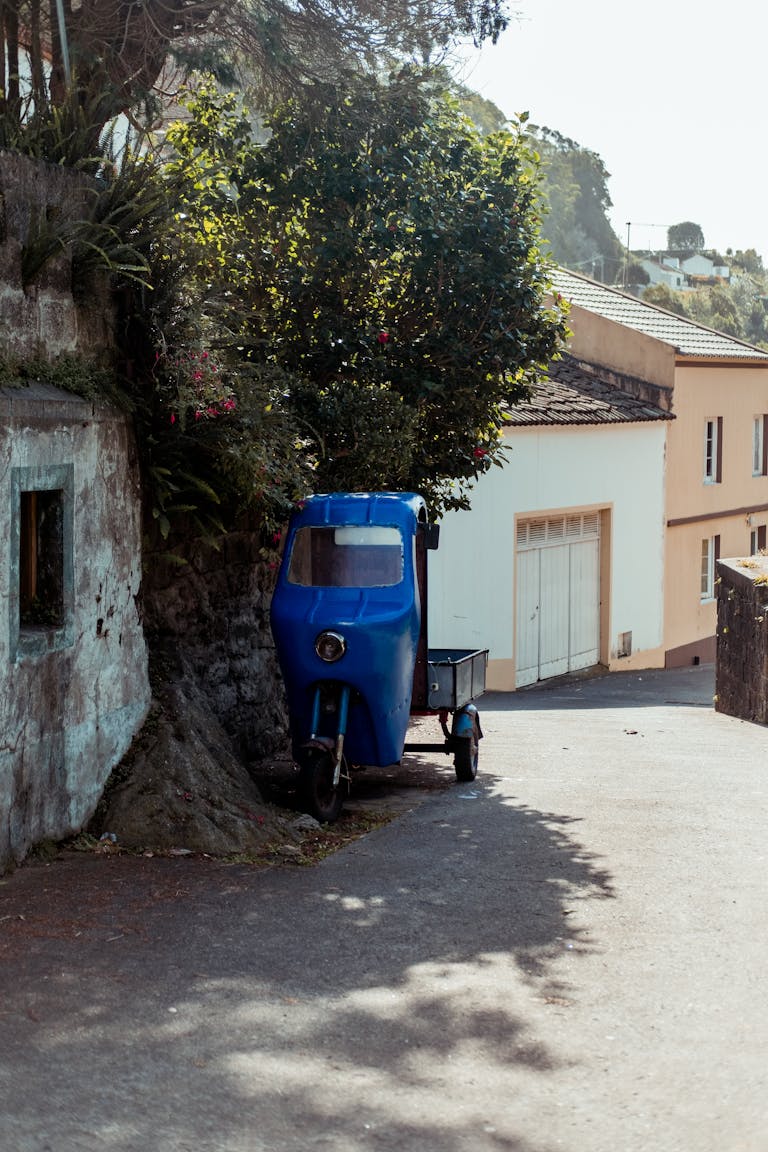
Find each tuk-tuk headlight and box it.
[315,630,346,663]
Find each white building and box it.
[428,354,671,690]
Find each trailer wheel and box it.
[454,734,479,782]
[297,750,345,823]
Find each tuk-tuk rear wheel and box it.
[454,736,479,782]
[297,750,345,824]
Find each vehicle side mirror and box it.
[425,524,440,550]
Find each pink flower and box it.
[194,411,202,420]
[473,447,487,459]
[271,532,281,545]
[377,331,389,344]
[222,398,236,411]
[170,413,176,425]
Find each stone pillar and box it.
[715,556,768,724]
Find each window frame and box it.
[704,417,723,484]
[753,415,768,477]
[9,464,75,661]
[700,534,720,601]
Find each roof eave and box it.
[675,354,768,368]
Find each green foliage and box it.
[18,143,174,294]
[642,284,688,317]
[685,284,743,338]
[667,221,705,252]
[728,248,765,276]
[643,277,768,348]
[0,352,122,404]
[164,72,567,514]
[453,82,509,135]
[530,126,624,283]
[4,69,565,538]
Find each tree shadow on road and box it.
[0,769,614,1152]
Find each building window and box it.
[19,490,64,627]
[750,525,767,554]
[700,534,720,600]
[10,465,74,660]
[704,418,722,484]
[753,416,768,476]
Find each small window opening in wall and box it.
[617,631,632,658]
[19,489,64,629]
[704,417,723,484]
[752,416,768,477]
[700,534,720,601]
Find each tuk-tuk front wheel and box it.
[454,736,478,782]
[297,750,345,824]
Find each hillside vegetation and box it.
[460,91,768,348]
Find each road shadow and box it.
[0,761,613,1152]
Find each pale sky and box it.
[451,0,768,262]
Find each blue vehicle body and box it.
[270,492,426,767]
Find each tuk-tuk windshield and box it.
[287,525,404,587]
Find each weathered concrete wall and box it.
[0,150,114,358]
[715,556,768,724]
[0,383,150,868]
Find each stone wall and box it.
[0,153,150,870]
[0,151,289,867]
[0,384,150,868]
[0,150,114,359]
[141,532,287,763]
[715,556,768,724]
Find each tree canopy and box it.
[667,221,705,252]
[0,0,510,153]
[529,126,624,283]
[152,71,566,516]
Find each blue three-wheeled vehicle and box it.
[270,492,487,822]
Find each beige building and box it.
[552,269,768,667]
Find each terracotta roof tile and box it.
[505,356,673,427]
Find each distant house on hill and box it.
[635,251,730,292]
[663,250,730,282]
[638,256,687,290]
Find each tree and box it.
[164,71,567,514]
[453,82,509,135]
[684,284,743,338]
[642,283,688,317]
[70,69,566,848]
[528,126,624,283]
[729,248,765,276]
[667,221,705,251]
[0,0,510,155]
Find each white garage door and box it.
[515,513,601,688]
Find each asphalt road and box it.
[2,665,767,1152]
